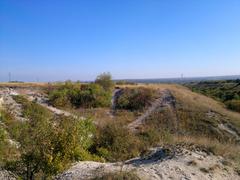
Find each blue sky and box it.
[0,0,240,82]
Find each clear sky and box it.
[0,0,240,82]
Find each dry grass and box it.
[172,135,240,173]
[0,82,48,88]
[93,171,140,180]
[1,82,240,171]
[69,108,137,126]
[170,85,240,122]
[119,84,240,128]
[2,82,239,129]
[173,135,240,161]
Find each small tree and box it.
[17,115,96,179]
[95,72,114,91]
[7,97,97,179]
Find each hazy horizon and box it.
[1,0,240,82]
[0,74,240,83]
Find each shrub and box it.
[76,84,112,108]
[92,122,141,162]
[115,88,155,111]
[226,100,240,112]
[17,115,97,178]
[0,126,8,164]
[0,108,26,142]
[5,117,99,179]
[48,89,71,107]
[0,112,20,168]
[6,96,98,179]
[48,83,112,108]
[137,128,161,148]
[47,82,78,108]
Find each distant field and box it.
[0,82,48,88]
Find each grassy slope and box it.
[2,83,240,170]
[3,82,240,132]
[184,81,240,113]
[170,85,240,128]
[118,84,240,141]
[131,84,240,120]
[120,84,240,169]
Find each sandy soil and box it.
[55,147,240,180]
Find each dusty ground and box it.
[0,170,17,180]
[55,147,240,180]
[0,88,27,121]
[0,87,76,118]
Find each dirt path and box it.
[26,94,80,119]
[128,89,177,131]
[0,87,78,118]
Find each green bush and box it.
[48,89,71,107]
[115,88,155,111]
[0,108,26,142]
[16,115,97,179]
[6,96,99,179]
[92,122,141,162]
[0,112,20,168]
[0,126,8,164]
[226,100,240,112]
[47,81,78,108]
[48,82,112,108]
[14,96,52,121]
[75,84,112,108]
[137,128,161,148]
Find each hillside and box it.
[57,84,240,179]
[185,80,240,113]
[0,81,240,179]
[115,84,240,141]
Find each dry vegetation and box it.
[93,171,140,180]
[0,82,48,88]
[172,135,240,171]
[1,79,240,179]
[71,108,137,126]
